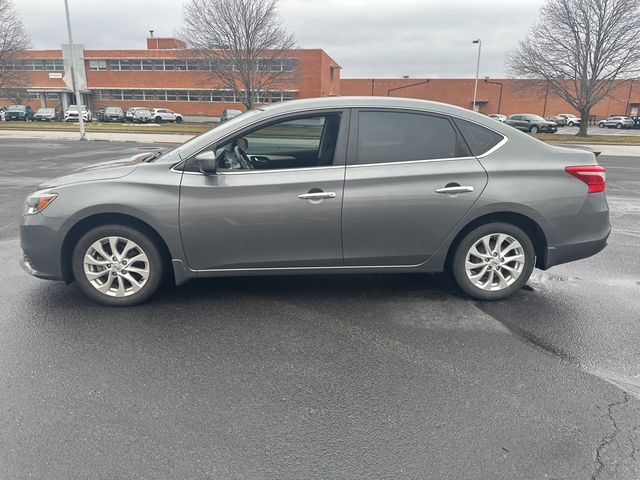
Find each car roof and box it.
[257,96,513,124]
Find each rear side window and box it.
[454,118,504,157]
[356,111,465,165]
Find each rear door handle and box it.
[298,192,336,200]
[435,185,474,194]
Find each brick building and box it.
[2,36,639,120]
[0,36,341,117]
[341,78,640,119]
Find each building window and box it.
[131,59,153,71]
[93,90,108,100]
[142,90,156,101]
[0,59,22,70]
[132,90,144,100]
[153,59,175,71]
[44,59,64,71]
[110,59,130,71]
[28,91,40,100]
[89,60,107,71]
[23,59,44,71]
[266,58,296,72]
[175,60,200,71]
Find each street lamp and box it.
[484,77,504,114]
[64,0,86,141]
[472,39,481,111]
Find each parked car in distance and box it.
[558,114,581,127]
[95,107,106,122]
[19,97,609,306]
[220,108,242,122]
[64,105,92,122]
[125,107,146,122]
[504,114,558,133]
[488,114,506,122]
[598,115,634,129]
[151,108,183,123]
[132,108,152,123]
[546,115,567,127]
[4,105,33,121]
[33,107,60,121]
[0,106,6,121]
[102,107,125,122]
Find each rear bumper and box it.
[543,229,610,269]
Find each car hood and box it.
[38,153,149,189]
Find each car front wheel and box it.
[450,222,535,301]
[530,125,539,133]
[71,225,164,306]
[599,122,605,128]
[175,116,183,123]
[616,123,623,129]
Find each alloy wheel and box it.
[83,236,150,297]
[464,233,526,292]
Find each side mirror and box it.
[195,150,217,174]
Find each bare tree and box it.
[508,0,640,136]
[2,87,29,104]
[0,0,31,98]
[179,0,296,110]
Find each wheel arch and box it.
[60,213,173,283]
[445,211,549,270]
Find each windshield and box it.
[106,108,121,114]
[68,105,88,111]
[37,108,54,114]
[158,109,263,161]
[528,115,546,122]
[7,105,25,112]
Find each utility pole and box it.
[64,0,86,141]
[472,39,481,111]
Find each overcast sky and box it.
[13,0,545,78]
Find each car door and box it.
[341,109,488,266]
[179,110,349,270]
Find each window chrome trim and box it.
[171,165,344,176]
[348,156,476,168]
[475,134,509,159]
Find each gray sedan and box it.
[20,97,610,306]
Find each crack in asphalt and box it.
[592,393,632,480]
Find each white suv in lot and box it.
[64,105,92,122]
[558,114,581,127]
[151,108,183,123]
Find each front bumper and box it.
[20,223,65,281]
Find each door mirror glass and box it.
[195,150,217,174]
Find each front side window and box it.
[355,111,463,165]
[200,114,342,172]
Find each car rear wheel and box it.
[568,121,574,127]
[71,225,164,306]
[450,222,535,301]
[530,125,539,133]
[599,122,605,128]
[155,116,162,123]
[175,116,183,123]
[616,123,623,129]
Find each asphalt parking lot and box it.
[0,139,639,479]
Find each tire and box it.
[599,122,605,128]
[450,222,535,301]
[530,125,539,133]
[175,116,183,123]
[71,224,164,306]
[568,121,574,127]
[155,116,162,123]
[616,123,623,129]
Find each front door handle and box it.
[435,185,474,195]
[298,191,337,200]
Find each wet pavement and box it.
[0,139,639,479]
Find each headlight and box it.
[25,191,57,215]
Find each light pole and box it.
[64,0,86,141]
[472,39,481,111]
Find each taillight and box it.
[565,165,606,193]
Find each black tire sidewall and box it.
[451,222,535,301]
[71,224,164,306]
[530,126,538,133]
